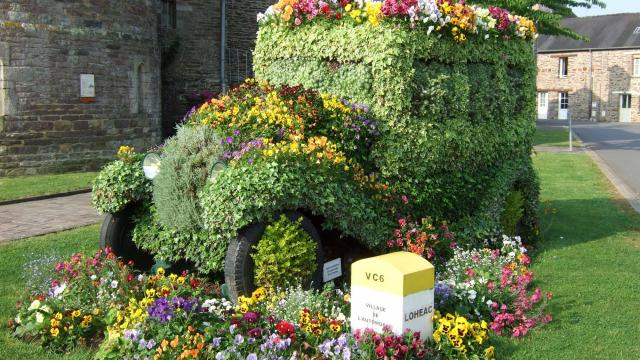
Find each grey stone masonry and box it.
[0,0,162,176]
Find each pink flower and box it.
[401,195,409,205]
[398,218,407,227]
[294,17,302,25]
[465,267,476,279]
[487,281,495,291]
[471,254,480,263]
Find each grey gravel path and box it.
[0,192,103,242]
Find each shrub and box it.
[500,191,525,237]
[91,146,151,214]
[254,1,540,246]
[153,125,222,232]
[252,215,318,289]
[131,201,221,271]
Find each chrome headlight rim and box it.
[142,152,162,180]
[208,160,227,182]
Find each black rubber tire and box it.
[99,204,155,271]
[224,211,324,301]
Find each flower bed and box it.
[10,234,551,359]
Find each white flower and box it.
[486,300,493,308]
[137,274,144,282]
[35,312,44,324]
[468,290,477,301]
[110,280,118,289]
[90,275,97,281]
[53,283,67,298]
[336,313,346,322]
[28,300,41,311]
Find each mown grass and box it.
[499,153,640,359]
[0,172,98,202]
[0,226,99,360]
[1,154,639,359]
[534,128,582,148]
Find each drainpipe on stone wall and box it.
[589,48,594,121]
[220,0,227,93]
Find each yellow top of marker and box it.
[351,252,435,296]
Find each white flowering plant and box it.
[436,236,531,320]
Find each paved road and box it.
[569,122,640,199]
[0,192,103,242]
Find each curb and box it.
[0,188,91,207]
[582,147,640,214]
[568,130,640,214]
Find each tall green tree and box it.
[468,0,606,39]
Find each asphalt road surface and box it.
[571,122,640,199]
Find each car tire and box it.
[224,211,324,301]
[100,203,155,271]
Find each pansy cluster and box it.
[258,0,537,42]
[188,78,384,189]
[436,236,553,337]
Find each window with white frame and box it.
[560,92,569,109]
[634,57,640,77]
[558,57,568,78]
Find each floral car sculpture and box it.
[92,0,540,301]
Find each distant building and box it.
[536,13,640,122]
[0,0,270,176]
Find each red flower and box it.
[276,320,295,337]
[335,12,342,20]
[190,278,199,289]
[127,274,134,282]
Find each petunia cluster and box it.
[258,0,537,42]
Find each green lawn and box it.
[0,225,99,359]
[499,153,640,359]
[0,172,98,202]
[1,153,639,359]
[534,128,582,148]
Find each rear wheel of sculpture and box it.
[99,203,155,271]
[224,211,324,301]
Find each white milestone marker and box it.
[350,252,435,338]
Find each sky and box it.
[573,1,640,17]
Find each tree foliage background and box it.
[469,0,606,39]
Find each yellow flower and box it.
[50,327,59,337]
[177,276,186,285]
[238,303,249,313]
[71,310,81,318]
[54,312,63,320]
[484,346,495,359]
[481,320,488,330]
[433,330,442,343]
[169,273,178,283]
[252,287,267,302]
[146,289,156,298]
[93,308,101,316]
[50,319,59,328]
[156,267,165,277]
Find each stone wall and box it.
[160,0,272,137]
[537,49,640,122]
[0,0,162,176]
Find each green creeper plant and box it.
[91,147,151,214]
[251,215,318,289]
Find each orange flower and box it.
[170,335,179,348]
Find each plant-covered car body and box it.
[92,1,539,278]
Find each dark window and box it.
[137,63,144,113]
[621,94,632,109]
[560,92,569,109]
[162,0,177,29]
[559,57,568,78]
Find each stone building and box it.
[0,0,271,176]
[536,13,640,122]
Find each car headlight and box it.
[142,153,161,180]
[208,161,226,182]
